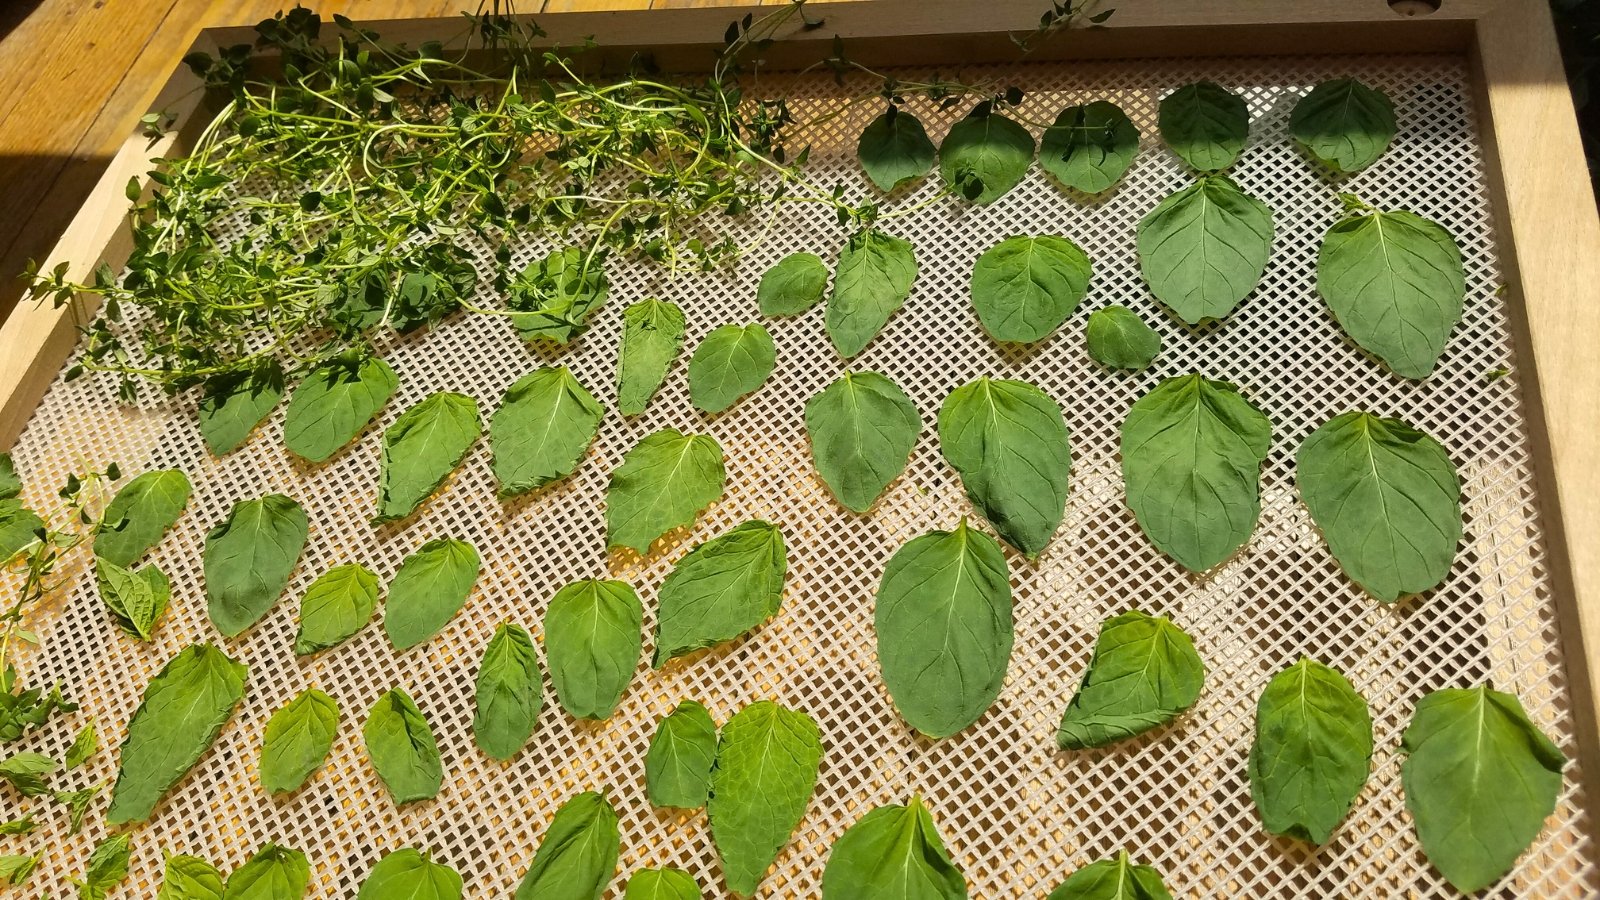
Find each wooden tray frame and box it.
[1,0,1595,816]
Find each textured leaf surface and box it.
[605,429,725,554]
[491,367,603,496]
[1046,852,1173,900]
[1316,207,1464,379]
[804,371,919,513]
[0,500,42,563]
[383,539,481,650]
[616,299,686,415]
[624,868,701,900]
[375,391,480,523]
[1039,101,1140,194]
[79,833,131,900]
[1401,686,1565,893]
[969,235,1093,343]
[654,521,787,667]
[875,521,1013,739]
[709,701,824,895]
[1085,305,1161,370]
[1296,412,1461,601]
[1056,611,1205,749]
[260,688,339,795]
[1158,81,1249,172]
[283,353,398,463]
[645,699,717,809]
[294,563,380,655]
[544,579,642,720]
[158,854,224,900]
[938,109,1034,204]
[95,468,192,566]
[203,494,308,637]
[1248,659,1372,844]
[473,622,543,760]
[509,246,609,343]
[224,845,310,900]
[826,229,918,357]
[758,253,829,317]
[688,323,776,413]
[514,791,620,900]
[357,848,463,900]
[1289,78,1396,173]
[95,557,171,640]
[1136,175,1274,324]
[108,643,247,824]
[858,107,937,191]
[937,378,1071,557]
[1120,374,1272,571]
[363,688,443,804]
[198,365,284,457]
[820,796,967,900]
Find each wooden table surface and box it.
[0,0,795,322]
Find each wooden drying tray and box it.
[0,0,1594,787]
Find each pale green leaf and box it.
[1084,305,1160,370]
[1158,81,1249,172]
[688,323,776,413]
[758,253,829,317]
[544,579,642,720]
[804,371,919,513]
[158,854,224,900]
[938,107,1034,204]
[708,701,823,895]
[1039,100,1140,195]
[1136,175,1274,324]
[65,719,97,769]
[55,784,100,835]
[1056,611,1204,750]
[825,229,918,358]
[375,391,480,523]
[1047,851,1173,900]
[95,557,171,641]
[223,845,310,900]
[357,848,462,900]
[294,563,380,655]
[94,468,191,566]
[491,367,602,497]
[283,353,398,463]
[820,795,967,900]
[513,791,620,900]
[198,364,284,457]
[473,623,543,760]
[0,853,38,888]
[383,539,481,650]
[1289,78,1396,173]
[616,299,686,415]
[363,688,442,805]
[0,751,55,796]
[1248,659,1372,844]
[623,868,700,900]
[654,520,787,666]
[203,494,309,637]
[259,688,339,794]
[969,234,1092,343]
[645,700,717,810]
[858,107,936,192]
[605,429,725,555]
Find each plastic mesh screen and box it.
[4,52,1597,898]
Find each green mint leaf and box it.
[473,623,543,761]
[545,580,642,721]
[1157,81,1249,172]
[616,299,686,415]
[937,108,1034,204]
[1248,659,1372,844]
[0,751,56,796]
[804,371,919,513]
[820,795,967,900]
[65,719,98,769]
[375,391,481,523]
[857,107,936,192]
[605,429,725,555]
[1289,78,1396,173]
[825,229,918,358]
[654,521,787,666]
[0,814,38,836]
[645,700,717,810]
[687,324,776,414]
[1047,850,1173,899]
[197,364,285,457]
[54,784,100,835]
[1136,175,1274,324]
[294,564,380,655]
[76,833,131,900]
[509,247,609,344]
[970,234,1093,343]
[623,867,700,899]
[283,353,400,463]
[203,494,309,637]
[758,253,829,317]
[1084,305,1160,370]
[491,367,602,497]
[157,853,224,900]
[223,844,311,899]
[259,688,339,795]
[383,539,481,650]
[357,848,462,900]
[95,557,172,641]
[1056,611,1204,750]
[1039,100,1139,194]
[513,791,620,900]
[363,688,443,805]
[709,701,823,895]
[0,852,40,888]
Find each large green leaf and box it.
[825,229,918,358]
[224,844,310,900]
[294,563,380,655]
[283,353,398,463]
[1289,79,1396,173]
[938,106,1034,204]
[969,235,1093,343]
[1120,374,1272,572]
[1084,305,1160,370]
[605,429,725,554]
[491,367,603,497]
[357,848,463,900]
[1136,175,1274,324]
[198,364,284,457]
[363,688,442,805]
[203,494,308,637]
[0,500,42,564]
[509,246,609,344]
[95,469,192,566]
[654,520,787,666]
[875,521,1013,739]
[1046,851,1173,900]
[1039,101,1140,195]
[1056,610,1204,750]
[375,391,480,523]
[1315,205,1464,379]
[544,579,642,720]
[688,323,776,413]
[1248,658,1372,844]
[514,791,620,900]
[1401,686,1565,893]
[259,688,339,795]
[1158,81,1249,172]
[758,253,829,317]
[709,701,824,895]
[383,538,482,650]
[804,371,920,513]
[858,107,936,192]
[107,643,247,824]
[617,299,686,415]
[820,795,967,900]
[473,622,543,760]
[645,699,717,810]
[937,378,1071,557]
[95,557,171,641]
[623,868,701,900]
[1296,412,1461,601]
[158,854,224,900]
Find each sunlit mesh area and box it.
[5,52,1596,898]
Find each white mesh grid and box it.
[3,52,1595,898]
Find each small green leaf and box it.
[65,719,98,769]
[224,844,310,900]
[939,107,1035,204]
[646,700,717,810]
[203,494,309,637]
[1401,686,1565,893]
[294,563,380,655]
[623,868,701,900]
[616,299,686,415]
[0,500,43,563]
[259,688,339,795]
[826,229,918,358]
[969,235,1093,343]
[108,643,248,824]
[363,688,443,805]
[1289,78,1396,173]
[0,751,55,796]
[0,814,37,836]
[158,854,224,900]
[375,391,481,523]
[758,253,829,317]
[605,429,726,555]
[654,520,787,666]
[383,539,482,650]
[1039,100,1140,194]
[513,791,620,900]
[198,364,285,456]
[55,784,100,835]
[509,247,609,344]
[1084,306,1160,370]
[474,623,543,760]
[491,367,602,498]
[95,557,172,640]
[1056,611,1205,750]
[804,371,919,513]
[0,453,18,500]
[1136,175,1274,324]
[283,353,399,463]
[688,323,776,413]
[357,848,462,900]
[0,852,39,888]
[544,579,642,721]
[857,107,936,192]
[1296,412,1461,601]
[1248,659,1372,844]
[937,378,1071,557]
[876,520,1013,739]
[94,468,192,566]
[1047,851,1173,900]
[1158,81,1249,172]
[77,832,131,900]
[820,795,967,900]
[709,701,824,895]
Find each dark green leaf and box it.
[654,520,787,666]
[384,539,482,650]
[858,108,936,191]
[623,867,701,900]
[283,353,399,463]
[357,848,463,900]
[1248,658,1372,844]
[95,557,171,640]
[709,701,823,895]
[969,235,1092,343]
[825,229,918,358]
[158,854,224,900]
[616,299,686,415]
[1136,175,1274,324]
[1158,81,1249,172]
[605,429,725,555]
[260,688,339,794]
[224,844,310,900]
[0,453,18,500]
[1047,851,1172,900]
[203,494,309,637]
[0,500,43,563]
[646,700,717,809]
[820,795,967,900]
[294,563,380,655]
[77,832,131,900]
[688,323,776,413]
[474,623,543,760]
[1289,79,1396,173]
[513,791,620,900]
[758,253,829,317]
[491,367,602,497]
[1084,305,1160,370]
[95,468,191,567]
[363,688,443,805]
[375,391,481,523]
[804,371,919,513]
[1056,611,1204,750]
[198,364,285,456]
[509,247,609,344]
[1039,100,1140,194]
[938,109,1035,204]
[545,579,642,720]
[0,751,55,796]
